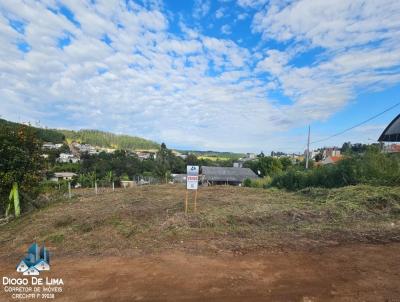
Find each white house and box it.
[72,143,98,155]
[43,142,63,150]
[50,172,77,182]
[23,266,40,276]
[323,148,341,158]
[34,260,50,271]
[57,153,79,163]
[16,260,29,273]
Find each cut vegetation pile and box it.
[0,185,399,259]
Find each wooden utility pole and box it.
[194,189,198,213]
[305,125,311,169]
[184,190,189,215]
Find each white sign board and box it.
[186,165,199,190]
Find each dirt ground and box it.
[1,185,399,301]
[1,243,400,301]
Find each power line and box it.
[310,101,400,145]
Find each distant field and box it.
[197,155,231,161]
[182,150,245,160]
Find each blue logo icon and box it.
[16,243,50,276]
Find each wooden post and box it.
[185,190,189,215]
[194,189,198,213]
[112,181,115,192]
[95,181,98,195]
[68,182,71,199]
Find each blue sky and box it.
[1,0,400,153]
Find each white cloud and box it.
[215,7,224,19]
[252,0,400,125]
[0,0,280,152]
[0,0,399,152]
[193,0,211,19]
[221,24,231,35]
[237,0,267,8]
[236,13,248,20]
[252,0,400,50]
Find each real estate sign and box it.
[186,165,199,190]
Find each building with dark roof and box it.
[379,114,400,142]
[201,166,258,186]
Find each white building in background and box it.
[42,142,63,150]
[50,172,77,182]
[246,153,256,159]
[303,149,320,159]
[233,162,242,168]
[135,151,157,160]
[71,142,98,155]
[57,153,79,163]
[323,147,341,158]
[233,152,258,168]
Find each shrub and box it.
[243,178,252,187]
[243,177,272,188]
[271,150,400,190]
[0,124,44,215]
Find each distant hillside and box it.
[0,119,159,150]
[61,129,159,150]
[0,118,65,143]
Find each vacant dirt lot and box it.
[0,185,399,301]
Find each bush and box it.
[243,177,272,188]
[243,178,252,187]
[0,123,44,215]
[271,150,400,190]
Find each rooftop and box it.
[202,166,258,182]
[379,114,400,142]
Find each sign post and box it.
[185,165,199,214]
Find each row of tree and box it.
[272,147,400,190]
[61,129,159,150]
[49,143,240,187]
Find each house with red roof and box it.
[321,155,343,165]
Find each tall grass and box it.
[243,176,272,188]
[271,149,400,190]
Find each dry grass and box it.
[0,184,399,259]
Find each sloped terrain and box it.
[0,185,399,301]
[1,185,399,258]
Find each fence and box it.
[62,176,163,199]
[1,177,170,221]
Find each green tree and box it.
[279,157,293,171]
[0,124,44,214]
[244,156,283,177]
[314,152,323,162]
[185,154,198,165]
[342,142,352,153]
[155,143,171,180]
